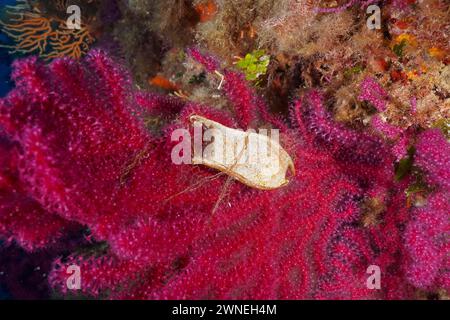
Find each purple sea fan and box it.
[405,128,450,290]
[370,115,409,161]
[415,129,450,190]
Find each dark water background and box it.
[0,0,16,97]
[0,0,15,299]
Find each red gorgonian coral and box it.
[0,50,448,299]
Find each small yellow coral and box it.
[406,70,419,80]
[428,47,446,61]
